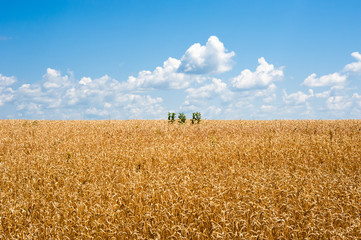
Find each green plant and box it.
[178,113,186,124]
[67,152,71,163]
[191,112,201,124]
[168,112,176,123]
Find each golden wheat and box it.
[0,120,360,239]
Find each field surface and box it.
[0,120,361,239]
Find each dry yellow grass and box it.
[0,119,360,239]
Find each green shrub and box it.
[168,112,176,123]
[191,112,201,124]
[178,113,186,124]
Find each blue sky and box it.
[1,0,361,119]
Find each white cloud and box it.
[181,78,233,115]
[185,78,232,101]
[76,75,122,98]
[254,83,277,103]
[64,88,78,105]
[123,57,189,90]
[231,57,283,89]
[17,82,60,109]
[326,96,352,110]
[204,105,223,117]
[15,69,74,110]
[178,36,235,74]
[73,75,165,118]
[85,107,109,116]
[180,101,198,113]
[0,92,15,106]
[122,36,234,90]
[0,73,16,87]
[18,84,42,97]
[261,105,274,112]
[0,73,17,106]
[8,68,166,119]
[344,52,361,73]
[2,46,361,120]
[42,68,71,89]
[315,90,330,98]
[352,93,361,108]
[314,85,345,99]
[79,77,92,85]
[283,89,314,105]
[303,72,347,87]
[115,94,164,118]
[16,102,44,115]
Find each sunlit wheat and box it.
[0,120,360,239]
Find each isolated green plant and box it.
[168,112,176,123]
[178,113,186,124]
[191,112,201,124]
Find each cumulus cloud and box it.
[17,84,44,101]
[178,36,235,74]
[303,72,347,87]
[181,78,233,115]
[117,94,164,118]
[344,52,361,73]
[231,57,283,89]
[73,75,165,118]
[326,96,352,110]
[261,105,274,112]
[79,77,92,85]
[204,105,223,117]
[352,93,361,108]
[42,68,72,89]
[315,90,330,98]
[122,36,234,90]
[0,73,17,87]
[254,83,277,103]
[2,45,361,120]
[8,69,165,119]
[15,69,75,110]
[85,107,109,116]
[122,57,189,90]
[185,78,232,101]
[76,93,164,119]
[0,73,17,106]
[314,86,345,99]
[16,102,44,115]
[283,89,314,105]
[0,91,15,106]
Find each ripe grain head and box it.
[0,119,360,239]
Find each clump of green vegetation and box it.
[67,152,71,163]
[178,113,186,124]
[168,112,176,123]
[168,112,202,124]
[191,112,201,124]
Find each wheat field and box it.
[0,119,360,239]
